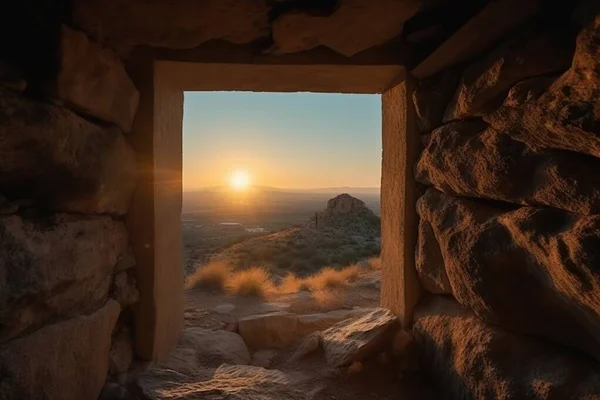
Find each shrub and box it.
[312,289,344,310]
[301,265,360,291]
[278,273,303,294]
[368,257,381,270]
[227,266,275,298]
[185,260,231,291]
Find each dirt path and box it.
[133,272,440,399]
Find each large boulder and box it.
[416,219,451,295]
[0,300,121,400]
[239,312,299,349]
[55,26,139,132]
[444,25,573,121]
[417,189,600,361]
[0,214,128,342]
[176,328,251,367]
[413,296,600,400]
[73,0,270,54]
[321,308,397,367]
[269,0,421,57]
[0,87,136,215]
[416,119,600,215]
[485,15,600,158]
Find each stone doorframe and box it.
[126,56,422,361]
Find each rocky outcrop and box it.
[417,189,600,361]
[239,312,299,349]
[55,26,139,132]
[414,296,600,400]
[0,300,120,400]
[412,68,461,133]
[444,25,573,121]
[0,87,136,215]
[321,308,397,367]
[415,120,600,214]
[485,15,600,158]
[73,0,270,53]
[0,214,128,342]
[324,193,368,216]
[269,0,420,57]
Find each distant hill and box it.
[208,194,381,277]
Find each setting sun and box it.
[229,169,251,191]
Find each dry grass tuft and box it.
[227,267,275,298]
[368,257,381,270]
[301,265,360,291]
[278,273,304,294]
[185,260,231,291]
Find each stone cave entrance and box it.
[127,60,417,360]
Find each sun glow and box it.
[229,169,251,191]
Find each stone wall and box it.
[0,8,140,399]
[411,6,600,399]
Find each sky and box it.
[183,92,382,191]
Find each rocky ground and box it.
[122,271,440,400]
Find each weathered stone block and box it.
[417,189,600,361]
[269,0,420,57]
[73,0,270,53]
[416,119,600,215]
[56,26,139,132]
[444,25,573,121]
[412,68,461,133]
[239,312,298,349]
[112,269,140,308]
[0,87,136,215]
[413,296,600,400]
[0,214,128,342]
[486,15,600,158]
[109,329,134,374]
[0,300,120,400]
[415,219,451,295]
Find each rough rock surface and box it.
[109,329,134,375]
[486,15,600,158]
[414,296,600,400]
[251,349,277,368]
[138,364,306,400]
[55,26,139,132]
[269,0,421,57]
[172,328,251,368]
[417,189,600,361]
[239,312,299,349]
[321,308,397,367]
[0,214,128,342]
[0,300,120,400]
[416,119,600,214]
[0,87,136,215]
[412,68,461,133]
[296,308,374,337]
[444,25,573,121]
[73,0,270,53]
[416,219,451,295]
[111,270,140,308]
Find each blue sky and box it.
[183,92,381,190]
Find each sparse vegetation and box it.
[185,260,231,290]
[226,266,275,298]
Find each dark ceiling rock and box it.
[72,0,271,54]
[267,0,423,57]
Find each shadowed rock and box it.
[0,300,120,400]
[0,214,128,342]
[416,119,600,214]
[414,296,600,400]
[0,87,136,215]
[417,189,600,361]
